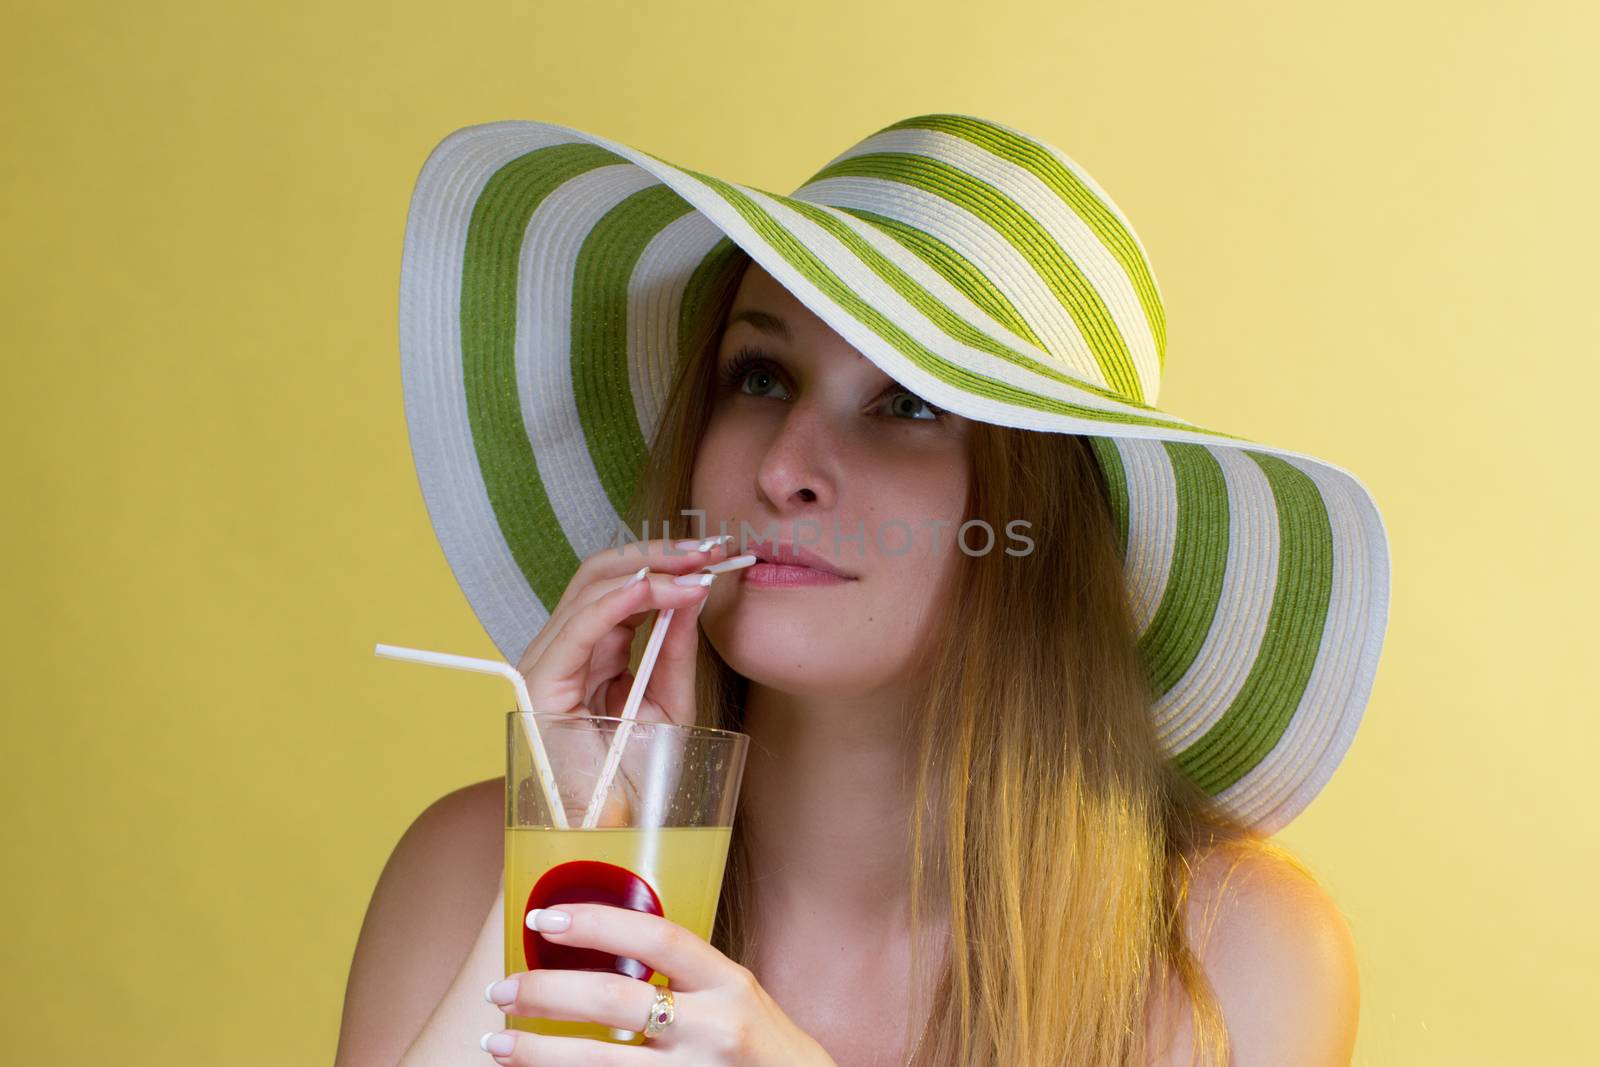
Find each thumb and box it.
[602,671,635,717]
[651,600,706,724]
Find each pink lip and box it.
[742,562,854,588]
[741,538,859,585]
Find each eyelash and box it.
[716,346,946,421]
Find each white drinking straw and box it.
[373,643,570,829]
[579,553,757,829]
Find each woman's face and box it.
[692,261,973,700]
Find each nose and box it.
[754,403,838,512]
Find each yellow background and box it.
[3,1,1594,1063]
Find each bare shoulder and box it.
[1145,844,1361,1067]
[333,777,505,1067]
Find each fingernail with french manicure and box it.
[480,1031,515,1055]
[704,553,757,574]
[674,534,731,552]
[623,565,648,588]
[484,978,519,1005]
[525,907,572,933]
[673,571,716,587]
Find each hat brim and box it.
[399,119,1391,834]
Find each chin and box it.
[734,663,885,700]
[706,627,857,691]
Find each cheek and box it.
[872,460,969,565]
[689,413,744,512]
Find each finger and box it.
[521,536,730,673]
[570,538,732,630]
[630,570,723,727]
[580,533,735,589]
[495,969,663,1035]
[526,902,731,992]
[650,579,714,720]
[552,534,728,616]
[601,671,636,718]
[487,1028,655,1067]
[595,669,672,733]
[584,628,636,710]
[524,574,712,712]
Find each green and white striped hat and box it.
[398,113,1391,834]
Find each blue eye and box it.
[882,391,942,421]
[716,346,945,421]
[718,347,789,399]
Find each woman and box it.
[339,113,1384,1066]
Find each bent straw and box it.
[373,643,570,829]
[579,553,757,829]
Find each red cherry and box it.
[522,860,663,980]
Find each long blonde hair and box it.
[622,249,1317,1066]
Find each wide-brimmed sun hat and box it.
[397,112,1391,834]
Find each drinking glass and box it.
[502,711,749,1042]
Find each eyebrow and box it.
[726,309,790,342]
[725,309,866,360]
